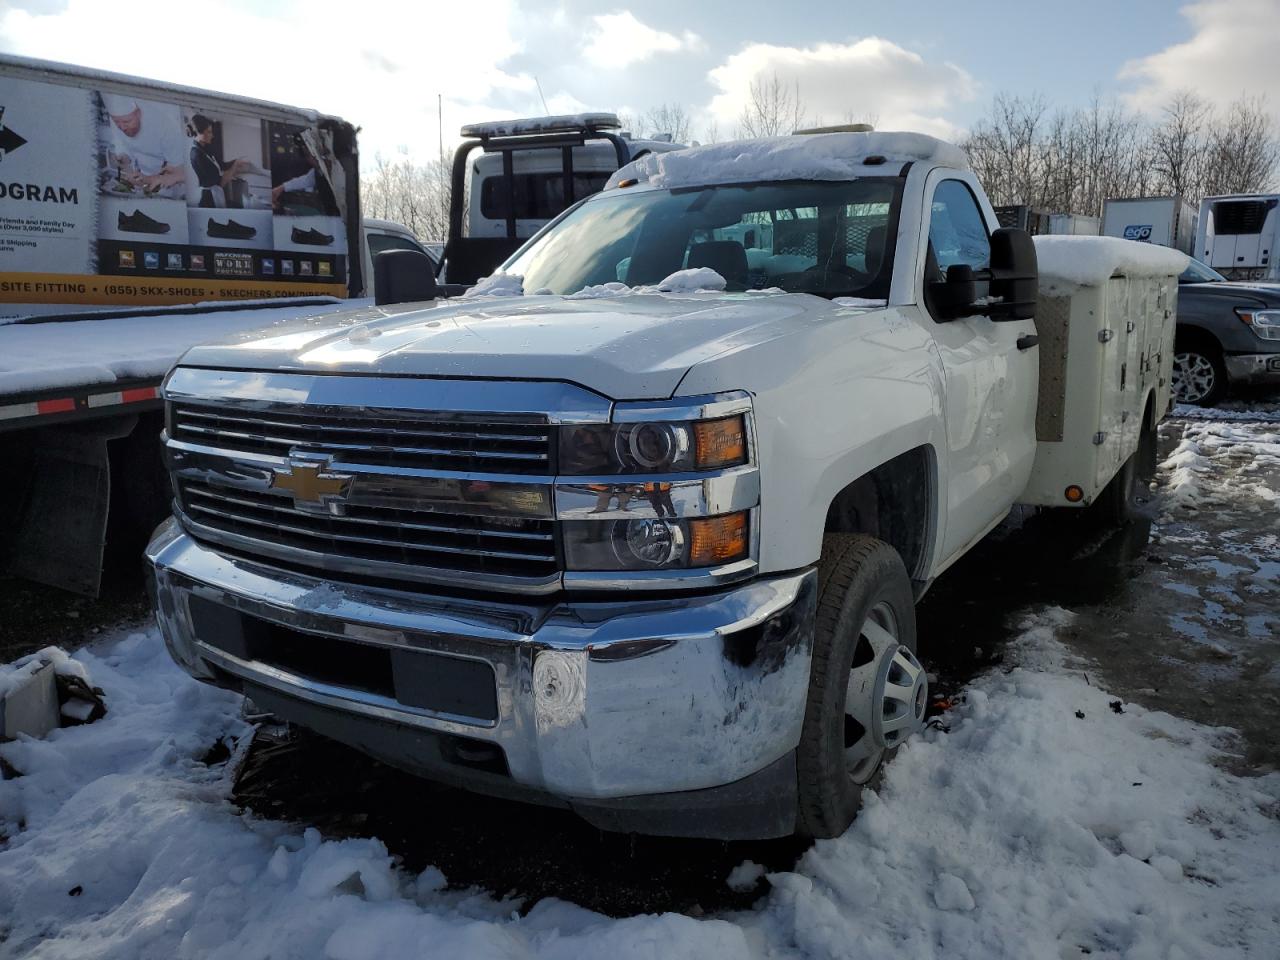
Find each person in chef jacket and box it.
[102,93,188,196]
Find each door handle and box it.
[1016,334,1039,351]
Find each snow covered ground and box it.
[2,408,1279,959]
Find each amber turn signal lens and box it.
[1064,485,1084,503]
[693,415,747,470]
[688,512,749,566]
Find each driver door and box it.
[922,174,1039,567]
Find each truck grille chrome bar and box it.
[171,403,553,474]
[167,393,564,591]
[176,479,559,587]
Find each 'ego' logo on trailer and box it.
[1123,224,1153,241]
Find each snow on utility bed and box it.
[1034,235,1189,289]
[0,300,359,396]
[2,612,1277,957]
[605,131,969,191]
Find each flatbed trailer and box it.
[0,298,354,596]
[0,52,370,598]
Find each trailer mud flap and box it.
[5,419,134,597]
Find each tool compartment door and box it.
[1094,278,1131,491]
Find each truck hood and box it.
[1181,281,1280,306]
[175,293,834,400]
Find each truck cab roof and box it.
[605,131,970,192]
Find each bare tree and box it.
[360,152,451,241]
[1150,91,1211,198]
[963,90,1278,215]
[614,112,638,137]
[962,94,1048,208]
[1201,95,1280,196]
[639,103,693,143]
[737,72,807,138]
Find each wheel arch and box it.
[1142,384,1160,429]
[822,444,937,584]
[1175,321,1224,354]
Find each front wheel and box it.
[796,534,927,839]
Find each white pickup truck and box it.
[146,131,1186,840]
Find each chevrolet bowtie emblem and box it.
[270,458,354,509]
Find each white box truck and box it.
[1048,213,1100,236]
[1101,196,1197,254]
[1194,193,1280,281]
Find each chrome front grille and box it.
[170,403,553,474]
[176,480,558,582]
[161,370,584,594]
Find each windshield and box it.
[502,178,903,299]
[1180,258,1226,284]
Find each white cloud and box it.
[581,12,703,70]
[1121,0,1280,112]
[706,37,977,140]
[0,0,552,161]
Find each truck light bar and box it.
[460,113,622,140]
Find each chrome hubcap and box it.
[1172,352,1216,403]
[844,602,928,784]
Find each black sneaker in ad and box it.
[118,209,170,234]
[291,226,334,246]
[207,218,258,240]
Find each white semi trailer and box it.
[1102,196,1197,254]
[1195,193,1280,281]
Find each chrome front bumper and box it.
[1225,352,1280,386]
[147,519,815,825]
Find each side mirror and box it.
[985,228,1037,321]
[374,249,440,306]
[928,264,978,321]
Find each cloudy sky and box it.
[2,0,1277,162]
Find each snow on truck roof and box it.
[1033,236,1189,289]
[603,131,970,191]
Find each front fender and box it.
[677,306,948,576]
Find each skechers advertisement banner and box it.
[0,73,350,317]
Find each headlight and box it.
[563,511,749,570]
[559,415,747,474]
[1237,308,1280,341]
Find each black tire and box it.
[1092,417,1158,527]
[796,533,921,839]
[1172,334,1228,406]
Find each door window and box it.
[929,180,991,274]
[924,179,992,320]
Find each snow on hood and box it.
[463,273,526,298]
[466,268,728,301]
[605,131,969,191]
[176,290,819,400]
[1034,236,1189,289]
